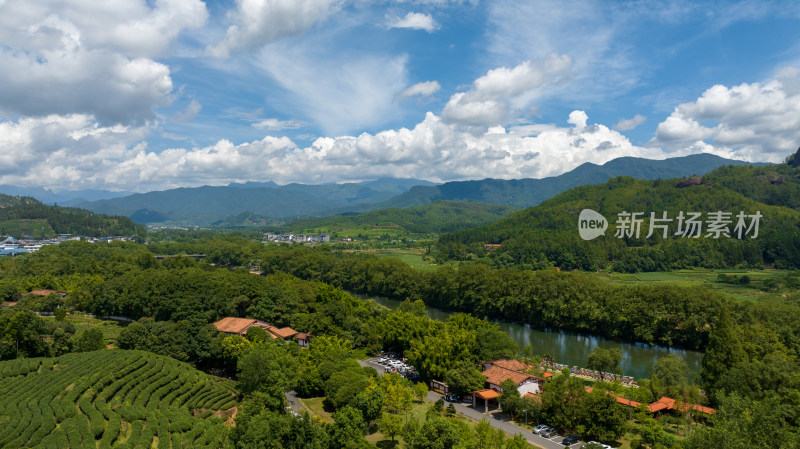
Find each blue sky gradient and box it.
[0,0,798,191]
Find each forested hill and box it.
[0,194,142,238]
[280,200,519,235]
[438,170,800,272]
[702,147,800,210]
[369,153,763,210]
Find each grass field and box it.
[302,395,478,448]
[596,268,797,302]
[0,349,238,448]
[44,314,128,348]
[371,248,443,272]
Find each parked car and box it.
[532,424,549,434]
[581,442,607,449]
[542,428,559,438]
[444,394,458,402]
[562,435,580,446]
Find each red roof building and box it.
[212,317,270,336]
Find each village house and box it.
[212,317,311,346]
[212,317,271,336]
[473,359,545,412]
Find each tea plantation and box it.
[0,350,238,448]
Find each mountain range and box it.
[11,153,764,226]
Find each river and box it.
[366,296,703,381]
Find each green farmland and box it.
[0,350,238,448]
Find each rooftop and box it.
[213,317,261,334]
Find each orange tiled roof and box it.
[474,389,500,400]
[491,359,532,372]
[0,301,16,307]
[213,317,259,334]
[647,397,715,415]
[483,365,538,387]
[648,396,676,413]
[543,372,555,378]
[295,332,309,340]
[267,326,298,339]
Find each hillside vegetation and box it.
[0,350,237,448]
[438,169,800,271]
[0,194,142,238]
[368,153,763,210]
[281,200,519,236]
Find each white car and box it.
[532,424,549,434]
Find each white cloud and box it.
[252,118,309,130]
[441,56,572,127]
[398,81,441,99]
[0,0,207,124]
[387,12,439,32]
[173,99,202,123]
[567,110,588,129]
[207,0,341,58]
[653,70,800,162]
[256,42,409,135]
[0,110,671,191]
[614,114,646,131]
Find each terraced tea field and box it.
[0,350,238,448]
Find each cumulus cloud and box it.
[0,0,207,124]
[0,110,670,191]
[614,114,646,131]
[567,110,588,129]
[387,12,439,32]
[653,70,800,162]
[442,56,572,127]
[207,0,340,58]
[397,81,441,99]
[252,118,309,130]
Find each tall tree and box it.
[587,347,623,382]
[701,307,746,397]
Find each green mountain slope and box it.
[280,200,519,235]
[702,148,800,210]
[0,194,142,238]
[0,350,237,448]
[438,170,800,272]
[79,178,436,225]
[368,153,764,210]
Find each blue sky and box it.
[0,0,799,192]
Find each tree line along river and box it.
[366,295,703,381]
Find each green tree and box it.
[701,307,746,398]
[237,342,298,411]
[73,327,105,352]
[651,354,689,398]
[246,325,268,342]
[498,379,521,420]
[587,347,623,382]
[379,412,403,443]
[444,361,486,397]
[330,406,367,449]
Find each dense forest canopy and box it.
[0,193,142,238]
[437,160,800,272]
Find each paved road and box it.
[359,358,584,448]
[285,390,306,414]
[425,391,583,449]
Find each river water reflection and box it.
[366,296,703,381]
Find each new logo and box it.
[578,209,608,240]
